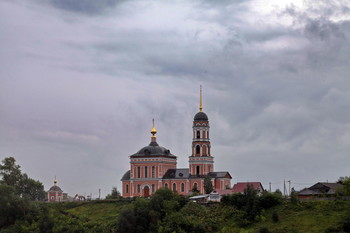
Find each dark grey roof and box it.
[131,142,176,158]
[121,170,130,181]
[163,168,190,179]
[48,185,63,192]
[298,182,343,196]
[189,171,232,179]
[208,171,232,179]
[194,111,208,121]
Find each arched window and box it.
[165,183,168,188]
[145,166,148,178]
[196,131,200,138]
[152,166,155,178]
[208,146,210,156]
[181,183,185,192]
[152,184,155,193]
[137,184,141,193]
[207,131,209,139]
[193,183,198,192]
[196,166,200,175]
[126,184,129,193]
[196,145,200,156]
[202,145,207,156]
[173,183,177,192]
[137,167,141,178]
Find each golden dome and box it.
[151,119,157,137]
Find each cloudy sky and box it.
[1,0,350,197]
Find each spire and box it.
[199,85,203,112]
[150,119,157,142]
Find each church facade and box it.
[121,88,232,197]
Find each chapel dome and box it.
[194,111,208,121]
[48,185,62,192]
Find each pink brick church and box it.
[121,88,232,197]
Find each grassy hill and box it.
[1,199,349,232]
[47,199,350,233]
[224,200,350,233]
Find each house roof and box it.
[298,182,343,196]
[189,194,209,200]
[232,182,264,193]
[212,189,235,196]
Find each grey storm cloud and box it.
[49,0,123,14]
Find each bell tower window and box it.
[196,130,200,138]
[196,166,200,175]
[195,145,200,156]
[145,166,148,178]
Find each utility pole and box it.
[99,188,101,200]
[283,180,287,197]
[288,180,291,196]
[269,182,271,192]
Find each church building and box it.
[121,88,232,197]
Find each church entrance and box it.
[143,186,150,198]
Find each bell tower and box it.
[189,86,214,176]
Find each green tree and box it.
[0,184,31,228]
[0,157,22,188]
[204,176,213,194]
[105,187,121,199]
[0,157,45,201]
[342,177,350,196]
[290,187,298,204]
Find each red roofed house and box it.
[232,182,264,194]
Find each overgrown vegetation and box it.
[1,157,350,232]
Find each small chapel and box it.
[121,87,232,197]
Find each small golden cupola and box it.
[150,119,157,142]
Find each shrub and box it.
[259,227,270,233]
[343,217,350,233]
[272,211,279,223]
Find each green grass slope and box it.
[238,201,350,233]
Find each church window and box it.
[145,166,148,178]
[152,166,155,178]
[126,184,129,193]
[196,130,200,138]
[196,166,200,175]
[137,167,141,178]
[165,183,168,188]
[173,183,177,192]
[137,184,141,193]
[195,145,200,156]
[207,131,209,138]
[152,184,155,193]
[202,145,207,156]
[181,183,185,192]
